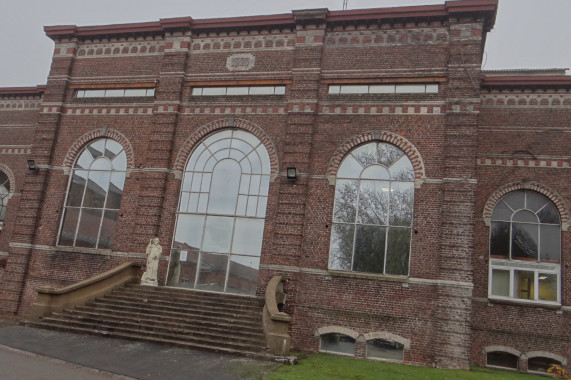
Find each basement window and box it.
[191,86,285,96]
[75,88,156,98]
[487,351,519,370]
[320,333,356,356]
[528,357,562,374]
[366,339,404,362]
[328,83,438,95]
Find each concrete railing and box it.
[262,275,292,356]
[30,262,142,319]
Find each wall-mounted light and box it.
[27,160,38,171]
[286,167,297,180]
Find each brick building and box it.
[0,0,569,373]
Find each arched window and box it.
[0,171,10,229]
[489,190,561,304]
[487,351,519,370]
[58,139,126,249]
[329,142,414,275]
[170,129,271,295]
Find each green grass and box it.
[267,354,546,380]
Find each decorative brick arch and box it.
[174,118,279,180]
[526,351,567,366]
[0,164,16,197]
[327,130,426,185]
[315,326,360,340]
[62,128,135,172]
[484,345,522,358]
[482,181,569,231]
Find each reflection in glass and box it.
[490,222,509,258]
[333,180,358,223]
[357,180,389,225]
[76,208,102,248]
[366,339,404,361]
[385,228,410,275]
[491,269,510,297]
[511,223,538,260]
[353,225,385,274]
[389,182,413,226]
[537,202,560,224]
[67,171,87,207]
[320,333,355,355]
[99,210,118,248]
[538,273,557,301]
[329,224,355,271]
[171,130,270,292]
[540,225,560,262]
[59,208,80,246]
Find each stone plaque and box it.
[226,53,255,71]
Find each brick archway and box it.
[62,128,135,172]
[482,181,569,230]
[327,130,426,184]
[174,118,279,180]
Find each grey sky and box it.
[0,0,569,87]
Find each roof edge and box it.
[0,85,46,96]
[481,75,571,88]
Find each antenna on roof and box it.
[343,0,348,10]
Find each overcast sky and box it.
[0,0,569,87]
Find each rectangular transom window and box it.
[75,88,156,98]
[328,84,438,95]
[191,86,285,96]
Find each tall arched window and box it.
[58,139,126,249]
[170,129,271,294]
[0,171,10,230]
[489,190,561,304]
[329,142,415,276]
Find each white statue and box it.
[141,237,162,286]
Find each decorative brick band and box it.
[319,105,442,115]
[0,99,42,111]
[0,147,31,155]
[0,164,15,197]
[182,105,286,115]
[327,130,426,181]
[62,128,135,170]
[482,181,569,230]
[477,156,570,168]
[191,35,296,52]
[325,27,448,47]
[76,41,165,58]
[481,93,571,108]
[65,107,153,116]
[174,118,279,178]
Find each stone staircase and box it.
[23,284,270,357]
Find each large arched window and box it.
[58,138,126,249]
[329,142,414,276]
[170,129,271,295]
[489,190,561,304]
[0,171,10,229]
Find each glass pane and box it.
[248,86,274,95]
[186,143,206,171]
[75,208,102,248]
[512,223,538,260]
[59,208,80,246]
[246,196,258,216]
[274,86,286,95]
[487,352,518,369]
[191,173,202,192]
[514,270,534,300]
[75,151,93,169]
[191,88,203,96]
[538,273,557,302]
[260,175,270,195]
[361,165,390,180]
[502,191,524,211]
[491,269,510,297]
[106,172,125,209]
[525,191,549,213]
[249,175,261,195]
[389,182,414,226]
[208,138,232,153]
[256,197,268,218]
[231,138,254,156]
[357,180,389,225]
[207,160,240,215]
[369,85,395,94]
[105,89,124,97]
[321,333,355,355]
[202,216,233,253]
[98,210,117,249]
[328,85,340,94]
[66,170,88,207]
[231,218,264,256]
[227,255,259,295]
[540,225,560,262]
[196,252,228,292]
[256,146,271,175]
[226,87,249,95]
[395,84,425,93]
[385,227,410,275]
[124,88,147,97]
[179,192,190,213]
[87,140,105,159]
[229,149,245,163]
[329,224,355,271]
[366,339,404,361]
[105,140,123,159]
[491,201,513,221]
[236,195,247,215]
[537,202,560,224]
[528,357,561,373]
[512,210,538,223]
[166,248,198,287]
[197,193,208,213]
[83,173,110,208]
[378,143,404,167]
[111,151,127,171]
[337,154,363,179]
[173,214,205,255]
[388,155,414,180]
[233,130,260,148]
[351,143,378,167]
[353,225,386,274]
[90,158,112,171]
[202,87,226,96]
[490,221,509,258]
[188,193,199,213]
[425,84,439,93]
[83,90,105,98]
[201,173,211,192]
[339,85,368,94]
[333,180,358,223]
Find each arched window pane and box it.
[59,138,126,249]
[0,174,8,221]
[512,210,538,223]
[537,202,560,224]
[511,223,538,260]
[330,142,414,276]
[171,130,270,294]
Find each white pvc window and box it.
[489,190,561,305]
[329,142,415,276]
[58,139,127,249]
[191,86,285,96]
[0,171,10,229]
[76,88,155,98]
[329,84,438,95]
[170,129,271,295]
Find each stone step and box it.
[48,313,265,345]
[108,290,262,312]
[89,298,261,321]
[65,307,263,333]
[22,320,271,359]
